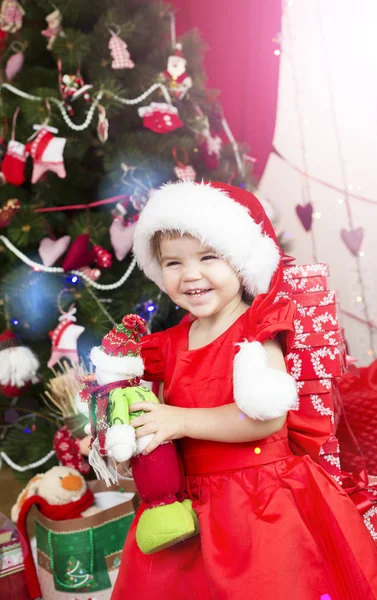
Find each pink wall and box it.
[169,0,282,178]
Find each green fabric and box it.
[108,385,159,426]
[36,512,134,592]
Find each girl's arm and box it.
[131,339,288,455]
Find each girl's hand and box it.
[130,402,188,455]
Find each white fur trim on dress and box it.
[106,424,137,461]
[233,341,298,420]
[90,346,144,376]
[133,181,280,297]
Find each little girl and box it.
[111,181,377,600]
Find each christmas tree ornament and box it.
[108,29,134,69]
[138,102,183,134]
[198,128,222,171]
[25,127,67,183]
[48,304,85,368]
[93,244,112,269]
[5,41,26,80]
[296,202,314,232]
[341,227,364,256]
[0,197,20,227]
[110,218,136,262]
[97,104,109,143]
[41,8,62,50]
[208,100,224,133]
[0,329,39,397]
[62,234,96,271]
[173,147,196,182]
[0,108,26,186]
[160,43,192,100]
[129,189,149,212]
[38,235,71,267]
[0,0,24,34]
[58,59,92,117]
[78,266,101,281]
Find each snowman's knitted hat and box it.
[90,314,147,376]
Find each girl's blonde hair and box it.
[151,230,189,262]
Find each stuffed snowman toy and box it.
[78,314,198,554]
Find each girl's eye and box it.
[165,261,180,267]
[201,255,217,261]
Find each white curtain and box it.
[259,0,377,364]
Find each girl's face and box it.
[159,234,243,319]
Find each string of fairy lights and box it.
[280,0,375,357]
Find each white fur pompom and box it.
[106,424,137,462]
[233,341,298,420]
[0,346,39,387]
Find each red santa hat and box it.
[133,181,298,420]
[172,42,184,59]
[90,314,147,376]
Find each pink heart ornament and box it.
[110,219,136,261]
[295,203,313,232]
[39,235,71,267]
[340,227,364,256]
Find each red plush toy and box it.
[78,314,199,554]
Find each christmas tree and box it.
[62,555,95,589]
[0,0,255,481]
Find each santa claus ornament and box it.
[0,329,39,397]
[0,0,24,34]
[138,102,183,134]
[108,30,134,69]
[160,43,192,100]
[25,127,66,184]
[58,59,92,117]
[48,304,85,369]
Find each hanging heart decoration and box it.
[62,234,96,271]
[39,235,71,267]
[295,203,313,232]
[340,227,364,256]
[110,219,136,261]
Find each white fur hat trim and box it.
[233,341,298,420]
[90,346,144,376]
[133,181,280,297]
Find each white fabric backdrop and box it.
[259,0,377,365]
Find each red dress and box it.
[111,301,377,600]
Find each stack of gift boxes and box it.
[278,262,347,484]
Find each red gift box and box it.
[296,378,333,395]
[293,329,345,350]
[319,435,342,483]
[287,343,347,381]
[280,263,329,294]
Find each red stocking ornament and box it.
[138,102,183,134]
[1,108,26,186]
